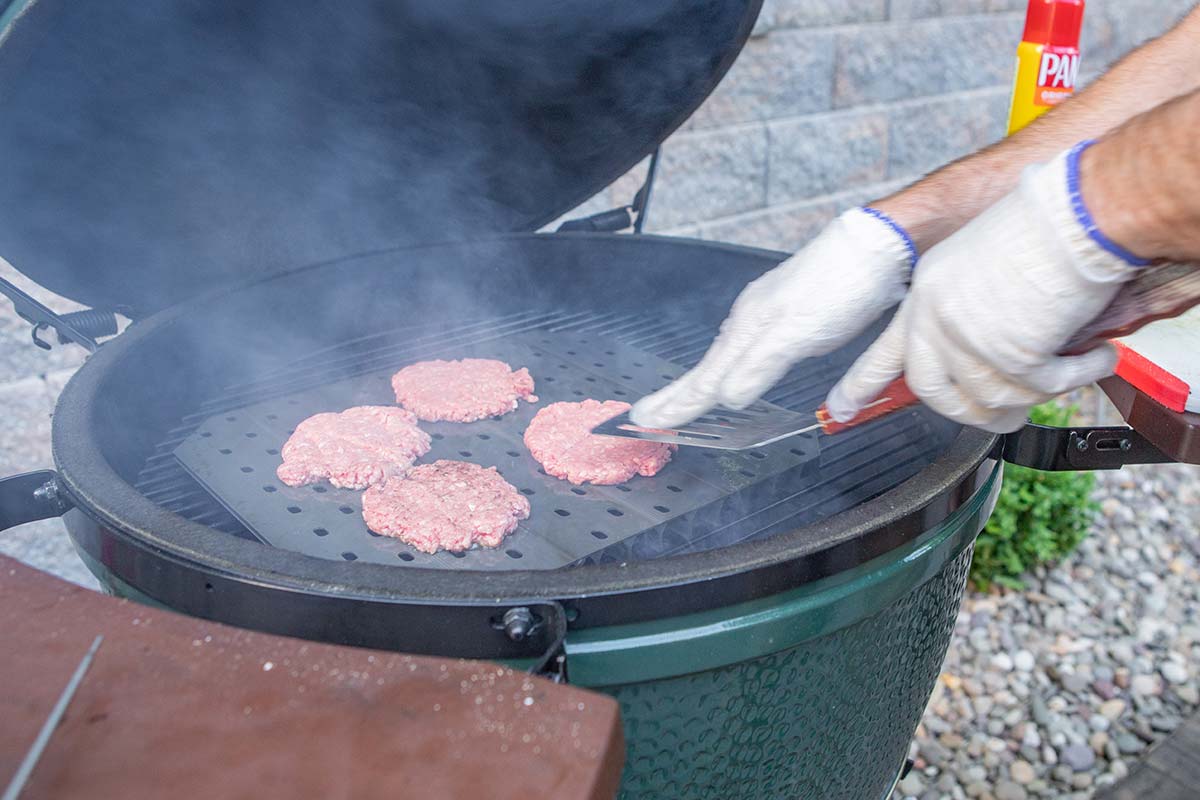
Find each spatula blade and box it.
[592,405,816,451]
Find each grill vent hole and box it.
[506,549,523,559]
[450,551,466,559]
[506,450,521,457]
[287,506,301,514]
[266,448,279,455]
[591,530,608,539]
[667,485,682,493]
[621,375,633,380]
[312,485,327,493]
[432,433,445,440]
[654,505,670,513]
[338,506,355,515]
[613,390,627,396]
[607,509,624,517]
[459,450,472,457]
[572,390,584,396]
[585,377,596,383]
[225,416,237,422]
[566,350,576,355]
[263,485,277,493]
[519,488,535,496]
[633,362,643,367]
[616,485,632,493]
[219,449,232,455]
[200,432,212,438]
[341,552,358,561]
[245,432,257,438]
[266,414,278,420]
[790,448,804,457]
[750,451,767,459]
[571,488,586,496]
[477,434,491,440]
[593,362,604,368]
[544,376,555,383]
[240,466,254,473]
[398,552,415,562]
[554,509,570,517]
[204,582,214,593]
[605,350,615,356]
[739,469,755,478]
[313,528,329,537]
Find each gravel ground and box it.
[901,461,1200,800]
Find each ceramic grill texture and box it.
[606,544,974,800]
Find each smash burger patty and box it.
[523,399,674,485]
[276,406,431,490]
[391,358,537,422]
[361,460,530,553]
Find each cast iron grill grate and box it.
[135,311,942,569]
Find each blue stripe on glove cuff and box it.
[860,206,919,272]
[1066,140,1151,268]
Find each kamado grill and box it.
[3,3,1200,799]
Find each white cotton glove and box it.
[826,145,1142,434]
[631,207,915,428]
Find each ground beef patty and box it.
[276,406,431,490]
[524,399,675,485]
[362,460,530,553]
[390,358,537,422]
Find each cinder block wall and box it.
[556,0,1196,253]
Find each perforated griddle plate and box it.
[175,329,822,570]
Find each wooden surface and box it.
[0,556,624,799]
[1095,711,1200,800]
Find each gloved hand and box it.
[826,143,1143,434]
[630,207,916,428]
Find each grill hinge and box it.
[0,275,120,353]
[493,602,569,683]
[999,423,1174,471]
[556,146,660,235]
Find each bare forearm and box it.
[872,4,1200,251]
[1082,88,1200,261]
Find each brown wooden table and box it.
[1095,712,1200,800]
[0,556,623,799]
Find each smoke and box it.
[0,0,755,320]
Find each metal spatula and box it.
[595,262,1200,451]
[592,378,919,450]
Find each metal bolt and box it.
[1075,438,1089,452]
[33,479,61,507]
[501,607,537,642]
[1120,439,1132,452]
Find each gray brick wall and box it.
[553,0,1197,253]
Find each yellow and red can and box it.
[1007,0,1085,135]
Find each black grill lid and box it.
[0,0,760,314]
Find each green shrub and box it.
[970,401,1099,591]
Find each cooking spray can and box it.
[1006,0,1085,134]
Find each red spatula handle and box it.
[815,377,919,435]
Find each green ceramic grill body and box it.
[565,461,1000,800]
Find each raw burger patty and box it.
[390,358,537,422]
[276,406,431,490]
[524,399,674,485]
[362,460,530,553]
